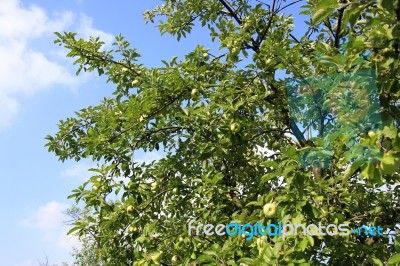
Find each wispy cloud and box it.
[20,200,79,252]
[20,201,68,231]
[136,151,162,165]
[61,162,95,180]
[0,0,114,130]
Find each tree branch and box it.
[255,0,277,48]
[217,0,242,25]
[334,1,346,48]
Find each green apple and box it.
[368,131,376,138]
[191,88,200,100]
[178,236,184,242]
[131,79,139,86]
[126,205,135,214]
[139,115,146,122]
[128,226,137,233]
[171,255,178,263]
[253,78,261,86]
[271,141,280,150]
[92,185,98,191]
[151,181,158,191]
[172,188,178,194]
[263,202,277,217]
[203,52,209,60]
[230,122,242,133]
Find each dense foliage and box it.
[46,0,400,265]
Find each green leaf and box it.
[306,235,314,247]
[298,237,308,251]
[371,257,383,266]
[377,0,394,12]
[261,161,279,168]
[66,226,81,235]
[312,0,339,25]
[395,236,400,252]
[388,253,400,265]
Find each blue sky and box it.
[0,1,307,265]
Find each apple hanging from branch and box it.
[263,202,277,218]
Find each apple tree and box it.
[46,0,400,265]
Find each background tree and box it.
[46,0,400,265]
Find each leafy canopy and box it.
[46,0,400,265]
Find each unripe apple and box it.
[191,88,200,100]
[92,185,98,191]
[203,53,209,60]
[171,255,178,263]
[178,236,184,242]
[271,141,280,150]
[263,202,277,217]
[151,181,158,191]
[253,78,261,86]
[230,122,242,133]
[131,79,139,86]
[172,188,178,194]
[126,205,135,214]
[368,131,376,138]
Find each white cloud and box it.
[58,228,81,251]
[0,0,70,40]
[0,93,19,130]
[20,201,68,232]
[20,201,79,252]
[0,0,114,130]
[61,162,95,180]
[77,14,114,47]
[136,151,162,165]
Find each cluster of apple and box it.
[120,67,142,87]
